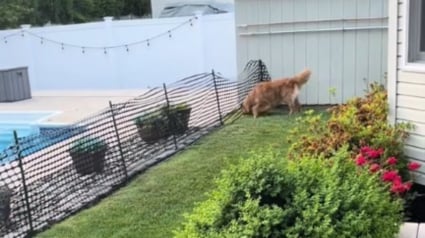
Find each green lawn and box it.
[37,109,314,238]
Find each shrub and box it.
[287,110,341,159]
[175,148,403,238]
[288,83,411,160]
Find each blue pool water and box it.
[0,112,56,151]
[0,112,86,164]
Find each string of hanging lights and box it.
[1,16,198,54]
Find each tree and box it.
[0,0,34,29]
[0,0,152,29]
[122,0,151,17]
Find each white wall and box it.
[0,13,236,91]
[388,0,425,186]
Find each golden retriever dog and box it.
[242,69,311,118]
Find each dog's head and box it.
[240,101,250,114]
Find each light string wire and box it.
[1,16,198,51]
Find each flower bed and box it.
[176,83,418,237]
[175,149,403,237]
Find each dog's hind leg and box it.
[288,100,296,115]
[294,97,301,113]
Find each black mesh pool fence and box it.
[0,59,269,238]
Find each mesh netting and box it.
[0,59,269,238]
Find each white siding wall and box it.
[235,0,388,104]
[388,0,425,185]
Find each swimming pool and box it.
[0,111,58,151]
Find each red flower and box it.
[382,170,399,182]
[393,175,402,183]
[391,179,407,194]
[369,163,380,173]
[408,162,421,171]
[355,155,367,166]
[386,157,397,165]
[404,181,413,191]
[366,149,382,159]
[360,146,372,154]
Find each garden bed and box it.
[405,183,425,222]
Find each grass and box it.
[36,109,318,238]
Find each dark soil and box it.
[405,183,425,222]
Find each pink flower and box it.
[355,155,367,166]
[366,149,383,159]
[360,146,372,154]
[408,162,421,171]
[382,170,399,182]
[369,163,380,173]
[393,175,402,183]
[386,157,397,165]
[391,179,406,194]
[404,182,413,191]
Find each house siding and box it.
[389,0,425,185]
[235,0,388,105]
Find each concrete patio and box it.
[0,90,144,124]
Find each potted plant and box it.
[135,110,169,144]
[69,137,108,175]
[134,102,191,144]
[168,102,191,135]
[0,185,11,226]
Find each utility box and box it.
[0,67,31,102]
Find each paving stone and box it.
[398,222,419,238]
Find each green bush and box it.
[288,83,411,160]
[175,148,403,238]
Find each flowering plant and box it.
[354,146,421,195]
[288,83,412,160]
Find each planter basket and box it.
[136,107,191,144]
[137,125,169,144]
[70,148,107,175]
[169,108,191,135]
[0,185,12,225]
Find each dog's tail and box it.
[292,68,311,86]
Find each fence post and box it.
[211,70,224,126]
[163,83,178,150]
[109,101,128,182]
[258,59,264,82]
[13,131,33,235]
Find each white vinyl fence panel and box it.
[0,13,236,91]
[235,0,388,104]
